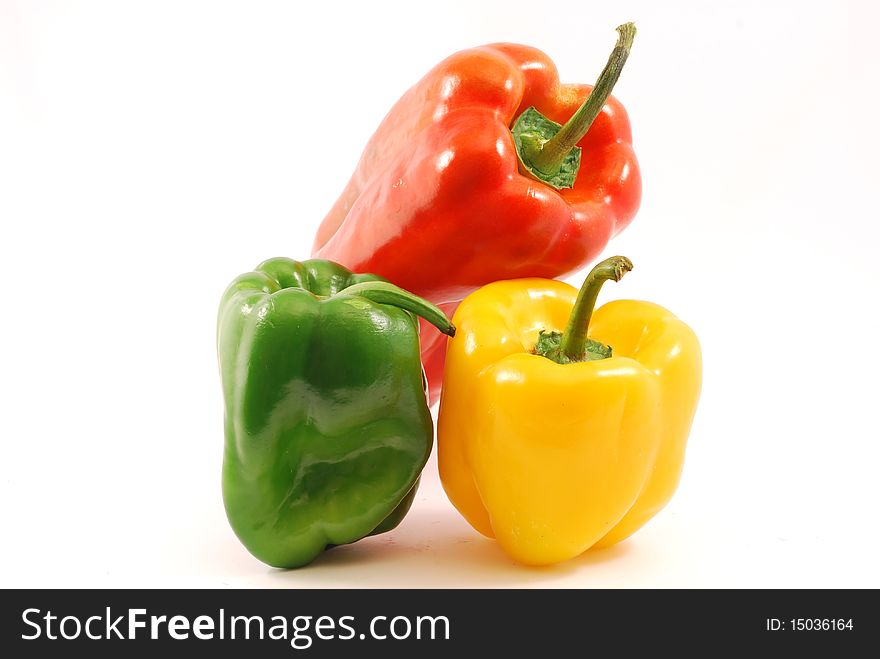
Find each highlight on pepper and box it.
[437,256,702,566]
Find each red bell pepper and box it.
[313,24,641,404]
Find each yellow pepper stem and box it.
[557,256,633,361]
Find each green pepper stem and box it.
[529,22,636,175]
[341,281,456,337]
[559,256,632,360]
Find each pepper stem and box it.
[341,281,456,337]
[531,256,632,364]
[529,23,636,175]
[558,256,632,360]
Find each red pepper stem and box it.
[559,256,633,360]
[530,22,636,175]
[341,281,456,337]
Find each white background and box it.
[2,0,879,588]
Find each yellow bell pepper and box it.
[437,257,701,565]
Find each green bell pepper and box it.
[217,257,455,568]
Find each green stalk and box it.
[518,22,636,182]
[558,256,632,360]
[533,256,632,364]
[532,23,635,173]
[341,281,456,336]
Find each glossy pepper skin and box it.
[218,257,453,568]
[312,32,641,405]
[437,263,701,566]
